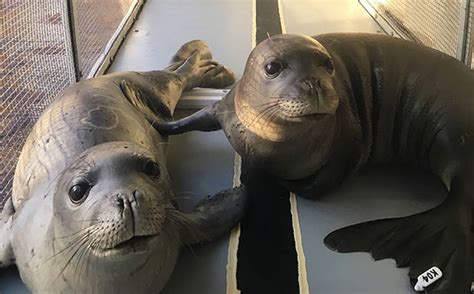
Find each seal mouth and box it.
[95,233,160,257]
[284,111,330,121]
[114,234,157,250]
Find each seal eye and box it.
[144,160,160,180]
[69,182,90,204]
[264,61,283,78]
[323,58,335,74]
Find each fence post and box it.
[65,0,81,81]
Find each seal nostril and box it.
[115,196,124,209]
[305,80,315,95]
[132,190,140,206]
[316,79,322,88]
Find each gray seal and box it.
[0,40,247,293]
[156,33,474,293]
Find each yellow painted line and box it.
[226,154,242,294]
[290,193,310,294]
[277,0,287,35]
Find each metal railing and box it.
[1,0,144,207]
[360,0,473,69]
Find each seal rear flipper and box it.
[180,186,248,245]
[153,102,222,136]
[324,197,472,293]
[0,197,15,268]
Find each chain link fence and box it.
[361,0,473,69]
[1,0,142,207]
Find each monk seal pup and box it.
[156,33,474,293]
[0,40,248,293]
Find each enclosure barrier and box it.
[1,0,144,208]
[360,0,473,69]
[2,0,473,208]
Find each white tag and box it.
[414,266,443,291]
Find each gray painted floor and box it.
[282,0,383,35]
[162,110,236,294]
[109,0,253,79]
[296,167,446,294]
[1,1,445,293]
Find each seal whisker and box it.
[162,215,191,250]
[244,104,280,129]
[74,237,94,283]
[83,238,98,278]
[50,230,92,253]
[215,101,278,117]
[49,227,101,259]
[53,235,91,283]
[246,103,278,124]
[80,234,101,280]
[163,209,187,229]
[164,209,195,234]
[51,224,101,241]
[258,107,282,132]
[164,208,209,244]
[216,102,279,117]
[245,100,280,109]
[62,219,101,223]
[264,107,282,128]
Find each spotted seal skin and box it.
[156,33,474,293]
[0,40,248,293]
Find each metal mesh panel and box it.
[1,0,138,208]
[366,0,473,68]
[1,0,76,207]
[74,0,135,78]
[466,2,473,68]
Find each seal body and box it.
[0,41,247,293]
[157,33,474,293]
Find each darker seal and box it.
[0,40,247,293]
[156,33,474,293]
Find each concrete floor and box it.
[1,1,444,293]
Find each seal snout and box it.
[276,75,338,118]
[96,187,166,251]
[113,189,159,236]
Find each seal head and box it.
[19,141,182,292]
[238,34,338,121]
[52,142,170,257]
[232,34,340,179]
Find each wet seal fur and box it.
[157,33,474,293]
[0,41,248,293]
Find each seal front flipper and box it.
[0,197,15,267]
[324,193,472,293]
[154,102,223,136]
[120,79,172,122]
[180,186,248,244]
